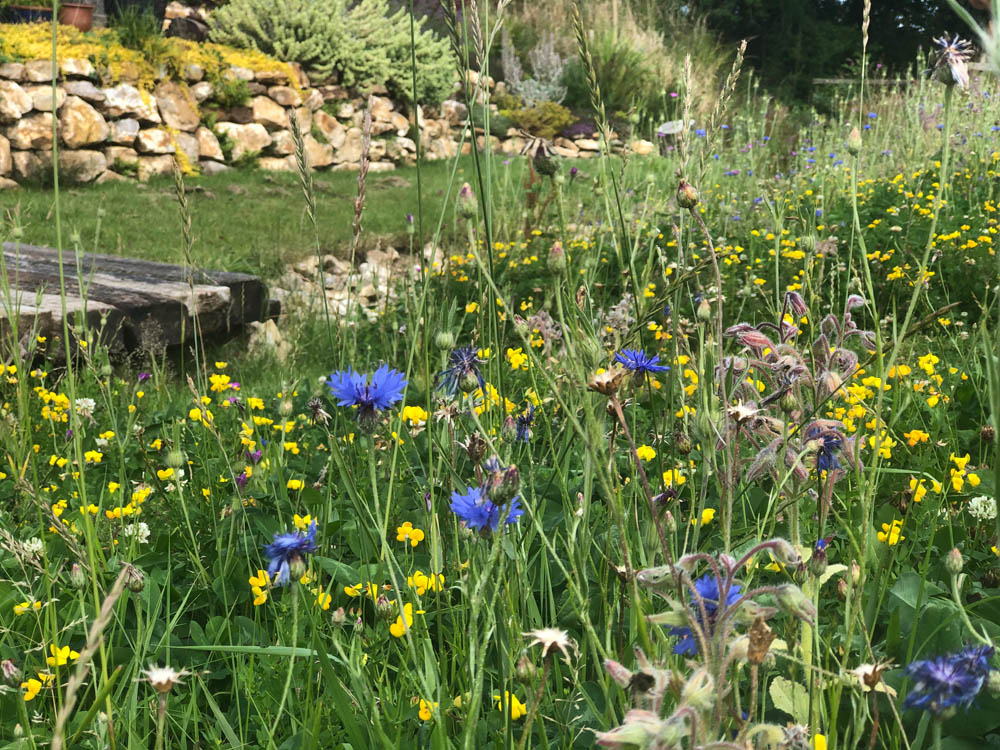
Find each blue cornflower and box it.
[450,486,523,532]
[264,520,318,585]
[327,365,407,422]
[669,574,743,656]
[903,645,994,716]
[437,345,485,395]
[615,349,670,374]
[515,405,535,442]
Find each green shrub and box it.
[499,100,575,139]
[110,6,163,51]
[209,0,455,104]
[563,32,663,122]
[209,0,347,81]
[212,76,252,109]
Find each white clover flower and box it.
[74,398,96,416]
[123,522,151,545]
[968,495,997,522]
[24,537,43,557]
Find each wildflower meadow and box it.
[2,1,1000,749]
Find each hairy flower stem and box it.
[608,395,672,566]
[516,658,551,750]
[266,583,299,749]
[154,693,167,750]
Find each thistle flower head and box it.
[931,34,974,88]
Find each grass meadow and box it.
[2,7,1000,750]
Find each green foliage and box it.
[208,0,455,103]
[112,157,139,178]
[110,6,163,51]
[499,100,575,139]
[563,31,666,123]
[211,75,251,109]
[209,0,348,81]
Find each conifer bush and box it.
[209,0,454,103]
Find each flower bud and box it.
[664,510,677,534]
[457,182,477,221]
[279,399,294,417]
[785,291,808,316]
[604,658,634,688]
[516,654,536,685]
[945,547,964,575]
[69,562,87,590]
[847,126,862,156]
[770,538,802,568]
[331,607,346,625]
[680,668,714,712]
[553,172,566,186]
[810,544,828,578]
[289,556,307,582]
[696,297,711,322]
[987,670,1000,698]
[489,464,520,505]
[981,424,995,443]
[677,179,699,209]
[775,584,817,624]
[165,449,185,469]
[851,560,861,584]
[353,616,365,634]
[779,391,799,413]
[435,331,456,350]
[464,433,487,465]
[2,659,23,687]
[502,415,517,441]
[375,594,395,622]
[673,432,693,455]
[459,370,480,394]
[101,363,113,377]
[548,241,567,272]
[836,577,848,600]
[125,564,145,593]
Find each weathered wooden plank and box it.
[0,242,269,351]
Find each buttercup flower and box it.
[264,520,318,585]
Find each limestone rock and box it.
[137,155,174,181]
[389,111,409,135]
[551,145,578,158]
[0,176,17,190]
[441,99,468,126]
[59,96,109,148]
[105,146,139,167]
[334,127,362,164]
[155,81,200,132]
[292,107,312,133]
[174,131,200,164]
[0,63,25,81]
[630,139,655,156]
[368,140,386,162]
[64,80,106,104]
[109,118,140,145]
[215,122,271,160]
[303,135,333,168]
[184,63,204,82]
[196,126,223,161]
[136,128,175,154]
[303,88,323,111]
[370,96,394,122]
[25,85,66,112]
[251,96,289,131]
[255,69,288,84]
[190,81,213,103]
[7,113,53,150]
[103,84,161,123]
[0,81,32,123]
[24,60,54,83]
[95,170,131,184]
[259,156,295,172]
[268,85,301,107]
[199,160,229,176]
[0,135,10,176]
[248,318,289,361]
[247,82,267,96]
[426,136,457,160]
[575,138,600,151]
[368,161,395,172]
[59,58,94,78]
[313,111,345,149]
[336,102,354,119]
[225,66,255,82]
[269,130,295,156]
[58,150,107,183]
[13,150,45,180]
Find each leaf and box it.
[768,676,809,723]
[819,563,847,588]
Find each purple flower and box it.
[615,349,669,374]
[138,372,151,383]
[327,365,407,422]
[903,645,994,716]
[437,345,485,395]
[235,471,248,490]
[515,405,535,442]
[450,486,523,532]
[669,574,743,656]
[264,520,318,585]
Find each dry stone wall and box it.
[0,59,656,189]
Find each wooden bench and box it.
[0,242,271,352]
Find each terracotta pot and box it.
[58,2,94,31]
[3,5,55,23]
